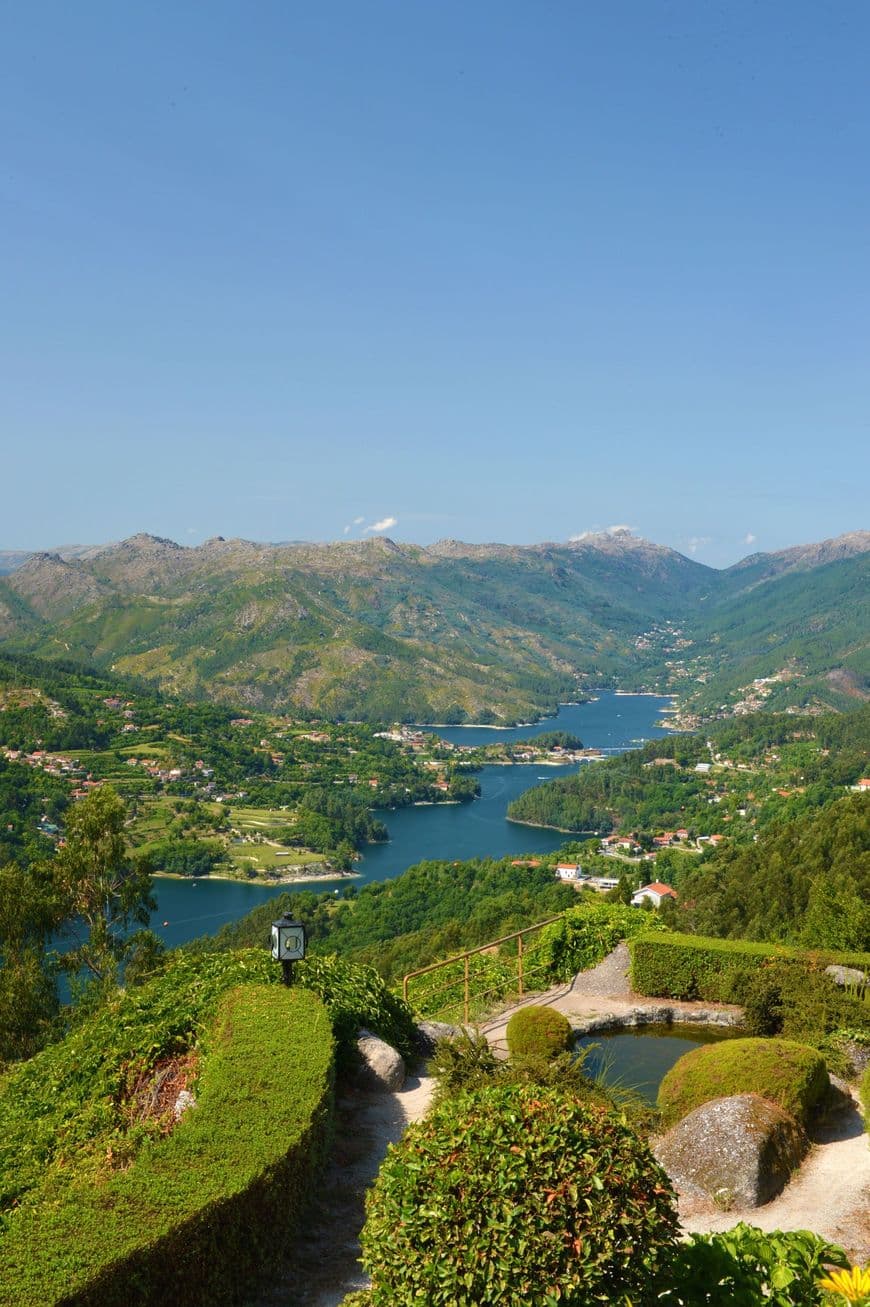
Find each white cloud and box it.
[353,516,365,525]
[342,524,351,534]
[687,536,712,555]
[743,532,757,545]
[364,515,398,534]
[569,524,636,542]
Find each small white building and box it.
[631,881,678,908]
[555,863,583,881]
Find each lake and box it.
[152,691,674,949]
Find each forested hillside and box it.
[507,705,870,837]
[673,795,870,949]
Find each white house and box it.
[555,863,583,881]
[631,881,678,908]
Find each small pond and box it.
[575,1024,738,1104]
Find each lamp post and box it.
[271,913,306,985]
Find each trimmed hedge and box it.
[861,1065,870,1134]
[506,1004,572,1060]
[657,1037,828,1130]
[0,985,335,1306]
[361,1082,679,1305]
[630,932,870,1004]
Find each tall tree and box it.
[53,787,155,984]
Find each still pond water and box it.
[153,692,674,950]
[575,1024,736,1103]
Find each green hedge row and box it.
[0,985,335,1306]
[630,932,870,1004]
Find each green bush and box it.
[361,1082,679,1305]
[657,1223,850,1305]
[861,1065,870,1133]
[429,1028,500,1101]
[741,961,869,1042]
[658,1037,829,1130]
[295,953,417,1064]
[506,1003,573,1060]
[0,984,335,1305]
[630,932,870,1006]
[530,901,670,983]
[0,949,409,1234]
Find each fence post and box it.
[518,932,524,998]
[403,975,409,1004]
[463,954,470,1025]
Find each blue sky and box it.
[3,2,868,566]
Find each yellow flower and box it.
[817,1265,870,1303]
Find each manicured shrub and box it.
[0,984,335,1305]
[0,948,407,1225]
[361,1082,679,1306]
[657,1037,829,1130]
[741,961,868,1042]
[630,932,870,1006]
[861,1065,870,1133]
[506,1003,573,1060]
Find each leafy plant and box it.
[429,1028,499,1101]
[658,1223,850,1305]
[530,900,670,983]
[361,1082,679,1305]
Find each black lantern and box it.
[271,913,306,985]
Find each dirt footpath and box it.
[252,1074,434,1307]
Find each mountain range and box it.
[0,529,866,722]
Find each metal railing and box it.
[402,915,564,1025]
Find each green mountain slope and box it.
[0,530,866,723]
[0,532,712,722]
[662,552,870,715]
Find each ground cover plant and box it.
[657,1037,829,1130]
[361,1081,679,1306]
[529,899,670,982]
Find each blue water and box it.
[153,692,674,949]
[576,1024,734,1103]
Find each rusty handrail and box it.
[402,914,564,1017]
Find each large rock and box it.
[355,1029,406,1091]
[413,1020,464,1058]
[654,1093,807,1209]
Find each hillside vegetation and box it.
[1,529,866,721]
